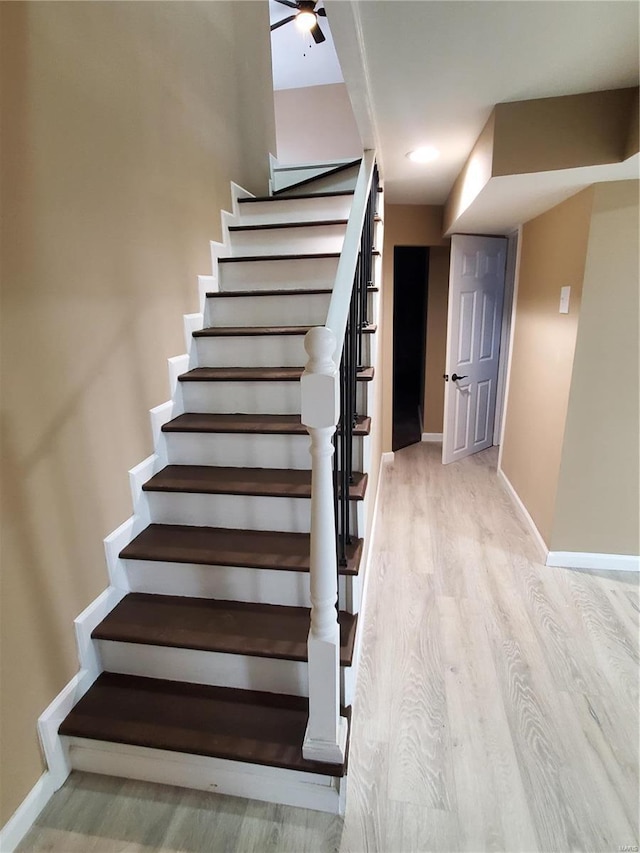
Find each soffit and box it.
[326,1,639,206]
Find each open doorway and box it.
[392,246,429,451]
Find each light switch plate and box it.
[559,286,571,314]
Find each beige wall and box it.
[273,83,362,163]
[423,247,450,434]
[381,205,448,451]
[500,188,595,545]
[551,182,639,555]
[443,112,495,234]
[493,89,637,177]
[0,1,275,823]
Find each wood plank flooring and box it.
[18,444,639,852]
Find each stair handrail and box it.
[326,149,377,359]
[300,150,377,764]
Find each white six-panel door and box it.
[442,235,507,465]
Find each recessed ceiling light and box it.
[407,146,440,164]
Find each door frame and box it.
[496,226,523,474]
[493,228,520,445]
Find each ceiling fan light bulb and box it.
[296,11,316,32]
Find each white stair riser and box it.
[219,256,339,292]
[273,165,340,192]
[180,381,368,415]
[194,335,306,369]
[229,224,345,257]
[164,432,366,471]
[64,737,344,814]
[194,335,372,369]
[97,641,355,705]
[205,293,331,328]
[123,559,351,608]
[282,168,359,196]
[237,196,352,226]
[98,641,308,696]
[273,163,359,194]
[145,491,361,535]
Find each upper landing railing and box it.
[300,151,378,764]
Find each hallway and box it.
[19,445,639,852]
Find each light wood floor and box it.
[19,444,639,853]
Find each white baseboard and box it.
[381,451,394,463]
[352,450,385,680]
[0,772,55,853]
[421,432,443,443]
[37,668,95,794]
[546,551,640,572]
[496,466,548,561]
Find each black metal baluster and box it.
[333,163,378,599]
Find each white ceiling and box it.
[269,0,344,90]
[326,1,640,208]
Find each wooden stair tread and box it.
[205,286,379,298]
[162,413,372,436]
[218,252,340,264]
[178,366,374,382]
[59,673,349,776]
[272,158,362,196]
[120,524,363,575]
[143,465,367,500]
[228,219,348,232]
[238,190,355,203]
[92,593,357,665]
[194,324,377,338]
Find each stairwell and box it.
[41,156,382,816]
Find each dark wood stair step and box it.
[178,366,374,382]
[218,251,379,264]
[92,593,357,665]
[162,412,371,436]
[162,413,371,436]
[120,524,363,575]
[228,219,348,232]
[238,190,355,204]
[142,465,367,500]
[193,324,377,338]
[205,286,378,298]
[59,673,349,776]
[218,252,340,264]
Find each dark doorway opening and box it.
[393,246,429,451]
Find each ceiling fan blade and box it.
[317,7,327,15]
[271,14,297,31]
[274,0,299,8]
[310,20,326,43]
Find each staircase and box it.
[41,156,381,815]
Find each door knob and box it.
[452,373,468,382]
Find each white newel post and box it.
[301,326,348,763]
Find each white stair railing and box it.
[300,150,377,763]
